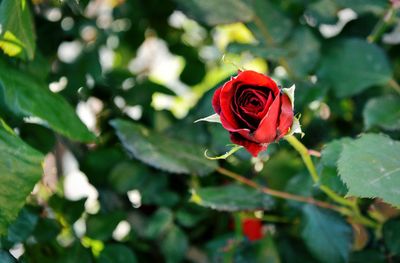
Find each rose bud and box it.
[212,70,297,157]
[242,218,263,241]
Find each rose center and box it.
[249,98,261,107]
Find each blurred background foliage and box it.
[0,0,400,262]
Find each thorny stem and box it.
[216,167,346,213]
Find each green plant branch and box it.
[216,167,378,228]
[367,6,397,43]
[284,135,378,228]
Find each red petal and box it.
[253,94,281,143]
[230,132,267,157]
[219,80,241,130]
[212,86,222,114]
[276,93,294,140]
[235,70,280,97]
[220,112,253,140]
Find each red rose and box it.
[242,218,263,241]
[212,70,294,157]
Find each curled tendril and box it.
[204,145,243,160]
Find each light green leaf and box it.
[363,95,400,131]
[194,113,221,124]
[0,59,95,142]
[110,119,217,176]
[190,184,274,211]
[318,38,392,97]
[0,125,43,235]
[174,0,253,26]
[282,84,295,109]
[0,0,35,60]
[338,134,400,206]
[301,204,352,263]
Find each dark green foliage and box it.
[0,0,399,262]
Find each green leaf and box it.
[48,195,86,225]
[109,161,151,193]
[249,0,292,44]
[284,27,320,77]
[305,0,339,25]
[237,236,281,263]
[383,219,400,255]
[32,218,61,242]
[109,162,178,207]
[0,251,16,263]
[0,125,43,235]
[227,43,288,60]
[110,119,217,176]
[5,207,38,244]
[338,134,400,206]
[363,95,400,131]
[98,244,137,263]
[321,138,352,167]
[58,242,92,263]
[349,250,386,263]
[160,225,188,263]
[86,213,125,241]
[334,0,387,15]
[320,166,347,196]
[301,205,352,263]
[175,204,208,228]
[191,184,275,211]
[174,0,253,26]
[145,208,174,239]
[0,59,95,142]
[318,38,392,97]
[319,139,350,196]
[0,0,36,60]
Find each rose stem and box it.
[216,167,377,228]
[284,135,378,228]
[284,135,354,206]
[216,167,345,213]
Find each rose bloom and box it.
[212,70,294,156]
